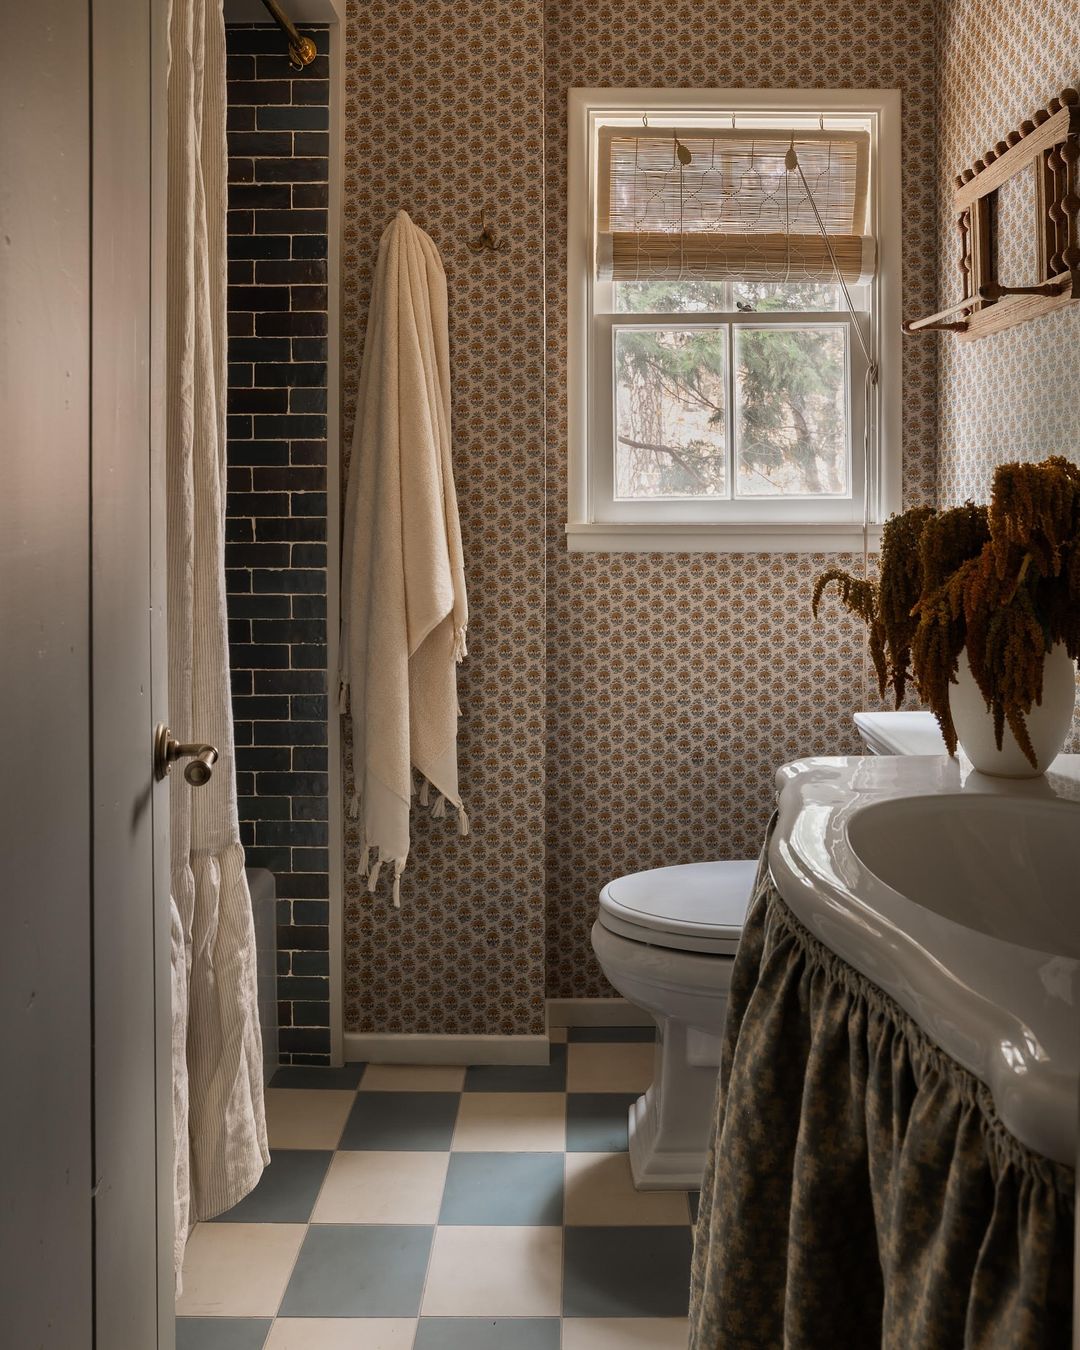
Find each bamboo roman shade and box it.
[596,126,875,284]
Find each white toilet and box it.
[592,717,910,1192]
[590,860,758,1190]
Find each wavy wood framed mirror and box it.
[905,87,1079,339]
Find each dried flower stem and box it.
[813,457,1080,768]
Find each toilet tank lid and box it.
[599,860,757,941]
[853,711,947,756]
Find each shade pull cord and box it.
[785,142,878,380]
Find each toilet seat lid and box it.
[598,860,757,954]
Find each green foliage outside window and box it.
[613,279,848,499]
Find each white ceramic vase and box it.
[950,643,1077,778]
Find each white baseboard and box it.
[546,997,653,1028]
[342,1000,652,1065]
[344,1032,550,1066]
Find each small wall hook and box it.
[466,210,509,255]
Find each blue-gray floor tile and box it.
[568,1025,656,1043]
[278,1224,433,1317]
[211,1149,332,1223]
[269,1062,366,1089]
[414,1318,561,1349]
[175,1319,271,1350]
[565,1093,639,1153]
[563,1225,693,1318]
[464,1044,567,1093]
[339,1091,460,1150]
[440,1152,564,1226]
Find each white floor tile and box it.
[421,1225,563,1316]
[264,1088,356,1150]
[566,1043,655,1094]
[310,1150,449,1224]
[175,1222,306,1316]
[264,1319,417,1349]
[562,1319,690,1349]
[564,1152,690,1225]
[359,1063,466,1092]
[452,1092,566,1152]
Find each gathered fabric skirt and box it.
[689,843,1074,1349]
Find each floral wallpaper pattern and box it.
[340,0,1073,1028]
[341,0,549,1034]
[934,0,1080,744]
[542,0,939,997]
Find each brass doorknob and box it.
[154,723,219,786]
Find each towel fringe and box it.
[453,625,469,663]
[353,778,468,904]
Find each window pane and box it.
[732,280,841,312]
[614,278,730,314]
[734,325,848,497]
[614,278,847,314]
[614,328,728,499]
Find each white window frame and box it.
[565,87,903,553]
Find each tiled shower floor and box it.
[176,1027,696,1349]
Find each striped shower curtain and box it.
[166,0,268,1281]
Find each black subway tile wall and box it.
[225,25,331,1065]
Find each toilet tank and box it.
[854,711,948,756]
[245,867,278,1087]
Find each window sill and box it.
[565,520,883,554]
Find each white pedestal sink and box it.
[846,793,1080,957]
[769,753,1080,1165]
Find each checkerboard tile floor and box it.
[176,1027,697,1350]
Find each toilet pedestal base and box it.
[627,1016,722,1192]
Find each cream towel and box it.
[339,210,469,905]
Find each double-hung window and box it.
[566,89,902,552]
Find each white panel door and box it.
[1,0,173,1344]
[90,0,173,1344]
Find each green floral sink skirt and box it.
[689,844,1074,1349]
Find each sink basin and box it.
[769,754,1080,1165]
[846,794,1080,959]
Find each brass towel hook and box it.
[466,210,509,255]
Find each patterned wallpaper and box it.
[340,0,549,1034]
[542,0,939,997]
[934,0,1080,745]
[936,0,1080,503]
[338,0,969,1026]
